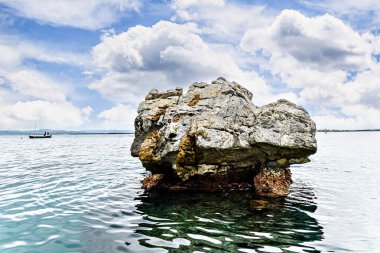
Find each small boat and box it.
[29,134,52,139]
[29,124,52,139]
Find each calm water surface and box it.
[0,133,379,252]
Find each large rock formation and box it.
[131,77,317,196]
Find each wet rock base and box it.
[142,167,292,197]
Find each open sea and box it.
[0,132,379,252]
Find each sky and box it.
[0,0,379,130]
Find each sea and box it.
[0,132,379,252]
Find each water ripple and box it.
[0,133,379,252]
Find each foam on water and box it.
[0,133,379,252]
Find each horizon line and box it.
[1,129,380,133]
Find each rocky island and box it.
[131,77,317,197]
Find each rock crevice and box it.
[131,77,317,196]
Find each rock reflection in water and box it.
[131,181,323,252]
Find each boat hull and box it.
[29,135,52,139]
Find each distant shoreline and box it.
[317,129,380,132]
[1,129,379,135]
[0,130,134,135]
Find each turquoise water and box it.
[0,133,379,252]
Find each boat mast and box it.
[34,123,36,137]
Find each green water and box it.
[0,133,379,252]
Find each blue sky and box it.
[0,0,379,130]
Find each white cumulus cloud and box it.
[0,101,92,130]
[170,0,271,42]
[0,0,141,30]
[98,103,136,130]
[0,34,93,130]
[241,9,380,129]
[5,70,67,102]
[172,0,225,9]
[303,0,380,30]
[90,20,270,105]
[241,9,372,71]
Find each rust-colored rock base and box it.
[141,172,254,192]
[143,167,293,197]
[142,174,165,190]
[253,167,292,197]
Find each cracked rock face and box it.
[131,77,317,196]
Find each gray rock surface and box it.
[131,77,317,196]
